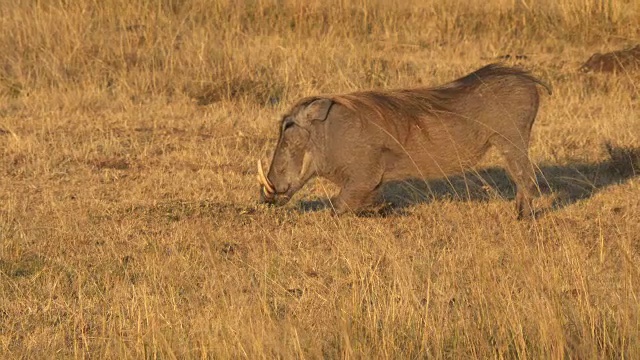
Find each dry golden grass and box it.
[1,0,639,358]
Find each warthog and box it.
[579,45,640,73]
[258,64,551,219]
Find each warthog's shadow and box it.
[296,144,640,215]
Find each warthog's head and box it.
[258,98,333,205]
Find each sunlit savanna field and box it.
[1,0,639,358]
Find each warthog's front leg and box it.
[330,185,379,215]
[329,168,384,215]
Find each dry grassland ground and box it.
[1,0,639,358]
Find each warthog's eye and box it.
[282,118,295,132]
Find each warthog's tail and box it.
[498,64,553,95]
[469,63,553,95]
[531,76,553,95]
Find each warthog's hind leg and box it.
[490,136,537,220]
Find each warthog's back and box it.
[325,64,550,180]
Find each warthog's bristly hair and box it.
[449,63,552,94]
[287,64,550,144]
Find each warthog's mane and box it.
[290,64,550,135]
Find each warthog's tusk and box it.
[257,159,275,194]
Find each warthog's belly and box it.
[381,129,492,181]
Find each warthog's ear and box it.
[304,99,333,122]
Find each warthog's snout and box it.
[257,160,291,206]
